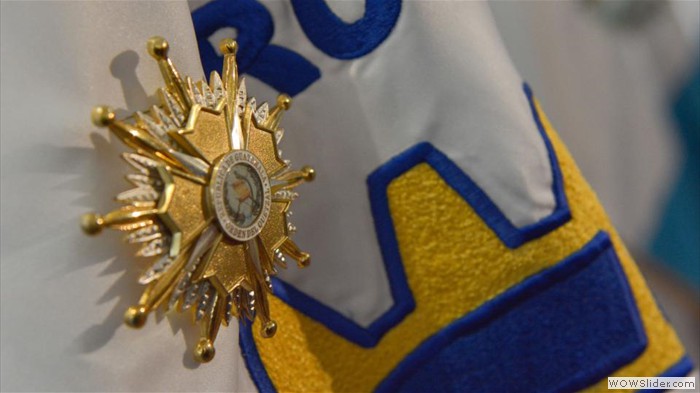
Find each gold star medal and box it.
[81,37,314,363]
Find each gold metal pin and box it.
[81,37,314,363]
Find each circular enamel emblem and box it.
[211,150,271,241]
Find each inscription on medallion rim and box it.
[211,150,272,241]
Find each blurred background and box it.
[490,0,699,367]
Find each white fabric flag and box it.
[491,0,693,251]
[0,1,254,391]
[1,1,580,390]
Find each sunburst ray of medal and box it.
[81,37,314,363]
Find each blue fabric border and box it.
[266,82,571,345]
[238,83,572,389]
[269,273,414,348]
[520,83,571,246]
[368,83,570,250]
[262,81,570,348]
[239,321,275,393]
[375,232,648,393]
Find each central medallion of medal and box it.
[211,150,271,241]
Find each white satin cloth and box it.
[1,1,556,391]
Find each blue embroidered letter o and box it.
[291,0,402,59]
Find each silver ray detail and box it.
[125,224,163,244]
[182,282,200,310]
[127,173,162,188]
[117,154,164,204]
[201,81,216,108]
[169,150,209,178]
[234,286,255,320]
[136,111,167,139]
[264,271,272,290]
[210,72,225,104]
[116,186,159,204]
[191,81,206,106]
[273,190,299,201]
[122,153,159,175]
[255,102,269,123]
[275,128,284,144]
[137,237,167,257]
[235,78,247,114]
[167,225,220,310]
[135,111,180,151]
[161,89,185,125]
[139,253,175,284]
[195,282,214,321]
[230,111,244,150]
[224,294,234,324]
[152,106,178,132]
[247,97,257,113]
[274,248,286,269]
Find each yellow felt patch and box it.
[248,99,686,392]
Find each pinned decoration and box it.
[81,36,314,363]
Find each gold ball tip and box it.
[124,306,148,329]
[261,320,277,338]
[219,38,238,55]
[147,36,169,59]
[302,166,315,182]
[298,254,311,268]
[277,94,292,110]
[194,338,215,363]
[91,106,115,128]
[80,213,103,235]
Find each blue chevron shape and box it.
[376,232,648,393]
[254,83,571,350]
